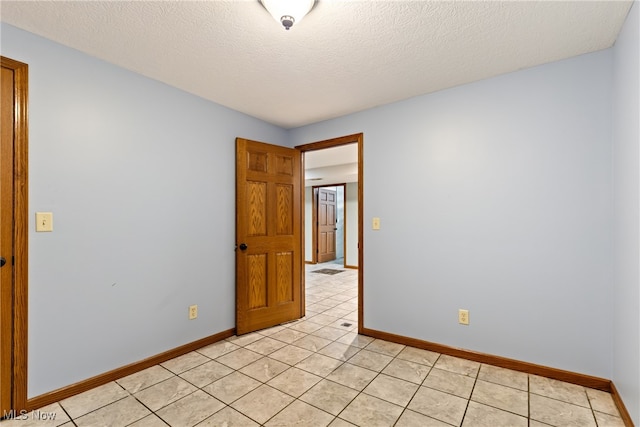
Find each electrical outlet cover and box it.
[458,309,469,325]
[189,305,198,320]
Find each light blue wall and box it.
[0,23,288,397]
[304,187,313,262]
[612,2,640,424]
[290,50,614,379]
[336,186,344,260]
[345,182,358,267]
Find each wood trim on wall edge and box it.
[610,381,635,427]
[25,328,235,412]
[361,327,634,427]
[1,55,30,414]
[294,133,364,336]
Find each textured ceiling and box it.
[0,0,633,129]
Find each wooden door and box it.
[1,60,15,417]
[236,138,303,335]
[317,188,337,263]
[1,56,28,417]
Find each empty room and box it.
[1,1,638,426]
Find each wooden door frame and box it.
[311,184,346,265]
[296,133,363,334]
[1,56,29,414]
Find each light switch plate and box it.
[35,212,53,232]
[372,217,381,230]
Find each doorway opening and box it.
[296,134,363,333]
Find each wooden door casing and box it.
[317,188,337,263]
[0,56,28,416]
[296,134,363,334]
[1,62,15,418]
[236,138,302,335]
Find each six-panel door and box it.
[236,138,302,335]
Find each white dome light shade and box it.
[259,0,316,30]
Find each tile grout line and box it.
[458,360,481,426]
[528,371,531,427]
[202,316,348,426]
[391,355,438,426]
[259,309,346,424]
[254,289,364,426]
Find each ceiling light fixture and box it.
[259,0,317,31]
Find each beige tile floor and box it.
[1,261,626,426]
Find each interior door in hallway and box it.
[317,188,337,263]
[236,138,303,335]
